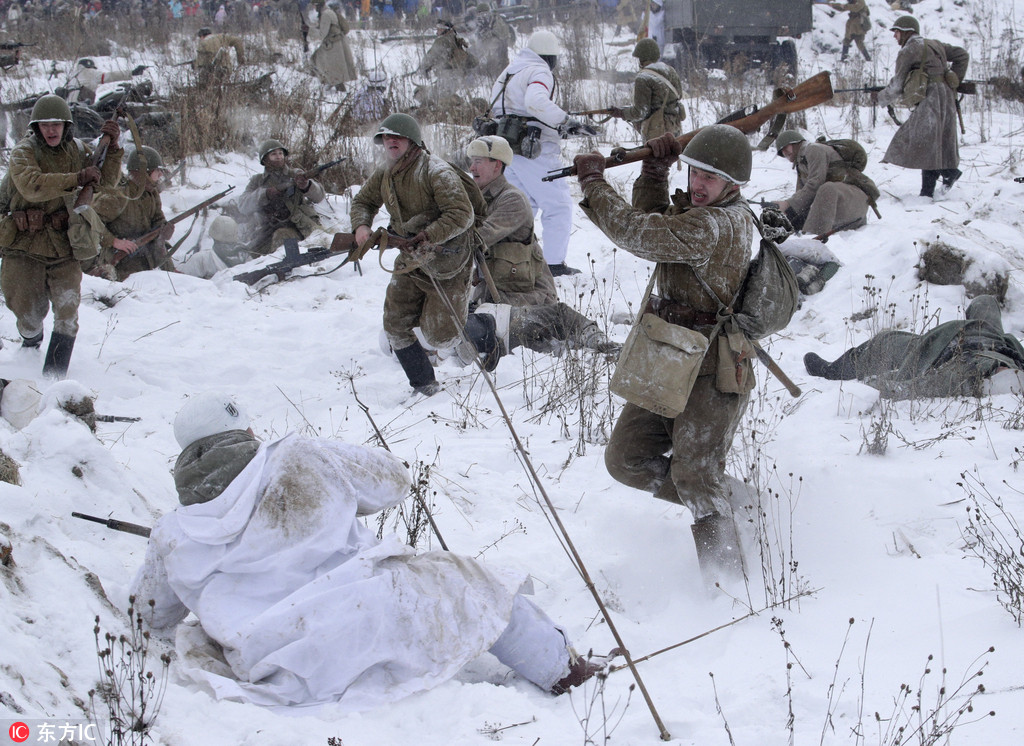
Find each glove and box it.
[132,65,147,76]
[559,118,598,137]
[295,174,310,191]
[409,231,429,247]
[573,152,606,188]
[760,205,794,243]
[641,132,682,181]
[77,165,101,187]
[160,223,175,241]
[100,119,120,148]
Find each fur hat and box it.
[173,392,250,449]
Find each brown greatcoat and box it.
[310,6,357,87]
[580,171,754,518]
[878,34,969,171]
[785,141,869,235]
[237,166,326,255]
[92,177,172,278]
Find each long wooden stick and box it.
[428,274,673,741]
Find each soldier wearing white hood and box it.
[130,393,602,708]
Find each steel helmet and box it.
[774,129,806,156]
[366,70,387,87]
[679,124,752,185]
[632,38,660,65]
[467,135,513,166]
[77,58,96,69]
[373,113,424,147]
[197,26,213,37]
[527,30,560,57]
[29,94,73,125]
[891,15,920,34]
[127,145,164,172]
[173,391,250,450]
[258,138,288,164]
[209,215,239,243]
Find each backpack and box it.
[692,214,799,341]
[818,137,868,172]
[817,137,880,204]
[730,234,800,340]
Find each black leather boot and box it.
[393,341,440,396]
[42,333,76,379]
[920,170,939,198]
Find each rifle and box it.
[173,58,196,67]
[281,156,347,199]
[73,95,131,214]
[834,85,884,93]
[0,41,36,50]
[95,414,141,423]
[233,232,362,285]
[113,186,235,264]
[72,512,151,538]
[543,71,834,181]
[380,34,436,43]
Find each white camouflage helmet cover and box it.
[527,30,560,56]
[466,135,514,166]
[173,392,250,449]
[209,215,239,243]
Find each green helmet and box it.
[30,94,73,126]
[774,129,805,156]
[127,146,163,172]
[632,38,660,65]
[891,15,920,34]
[373,113,423,148]
[679,124,752,185]
[258,138,288,164]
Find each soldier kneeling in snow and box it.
[131,392,604,708]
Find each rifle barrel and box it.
[72,512,152,538]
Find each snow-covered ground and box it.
[3,1,1024,743]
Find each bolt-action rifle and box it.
[279,156,347,199]
[113,186,235,264]
[72,512,151,538]
[543,71,835,181]
[73,94,132,214]
[0,41,36,50]
[833,85,903,126]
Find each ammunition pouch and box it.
[12,208,69,233]
[486,239,541,294]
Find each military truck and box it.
[661,0,813,77]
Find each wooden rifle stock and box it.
[542,72,834,182]
[114,186,235,263]
[72,511,151,538]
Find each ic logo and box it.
[8,721,30,742]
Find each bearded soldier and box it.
[310,0,356,92]
[0,94,122,378]
[805,295,1024,399]
[830,0,871,62]
[89,146,174,280]
[770,129,873,235]
[875,15,969,198]
[236,139,326,257]
[457,135,619,369]
[350,114,479,397]
[609,38,684,141]
[573,126,756,586]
